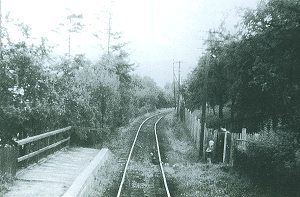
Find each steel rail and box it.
[154,116,171,197]
[116,114,157,197]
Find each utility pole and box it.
[173,60,182,117]
[177,61,181,117]
[0,0,3,60]
[173,61,176,110]
[178,61,181,91]
[199,56,209,160]
[68,17,71,59]
[107,12,111,55]
[66,13,83,59]
[172,61,181,117]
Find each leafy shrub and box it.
[70,127,109,147]
[0,173,14,195]
[234,129,300,195]
[136,104,156,116]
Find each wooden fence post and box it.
[193,117,196,143]
[194,118,197,144]
[190,113,193,137]
[193,116,197,143]
[213,130,217,162]
[188,109,190,126]
[202,126,205,158]
[229,134,235,166]
[197,119,201,150]
[0,146,18,176]
[191,113,194,137]
[189,110,192,130]
[202,124,207,157]
[12,146,18,176]
[223,131,228,163]
[242,128,247,149]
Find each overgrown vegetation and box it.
[185,0,300,132]
[0,18,173,146]
[234,130,300,196]
[184,0,300,194]
[0,173,14,196]
[162,113,272,197]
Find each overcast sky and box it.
[2,0,260,87]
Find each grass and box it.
[88,111,157,196]
[166,164,271,197]
[88,155,121,196]
[161,112,273,197]
[0,173,14,196]
[90,110,275,196]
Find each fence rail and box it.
[16,126,72,163]
[0,126,72,176]
[16,126,72,146]
[17,137,70,162]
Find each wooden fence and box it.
[0,145,18,176]
[0,126,72,176]
[185,108,259,164]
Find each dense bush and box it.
[70,127,109,147]
[234,130,300,195]
[185,2,300,193]
[185,0,300,132]
[0,25,172,146]
[0,173,13,196]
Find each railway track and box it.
[113,113,172,197]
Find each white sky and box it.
[2,0,260,87]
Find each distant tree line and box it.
[0,22,172,145]
[185,0,300,133]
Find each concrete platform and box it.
[4,147,100,197]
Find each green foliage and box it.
[185,57,208,110]
[71,127,108,147]
[131,75,172,116]
[0,40,53,141]
[0,173,14,196]
[0,19,173,146]
[234,130,300,195]
[186,3,300,193]
[186,0,300,131]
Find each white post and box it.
[223,131,228,163]
[191,114,194,137]
[190,111,192,130]
[196,119,201,148]
[195,119,197,143]
[202,124,207,157]
[242,128,247,149]
[194,118,197,143]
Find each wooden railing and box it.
[0,126,72,176]
[16,126,72,164]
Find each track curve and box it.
[116,113,171,197]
